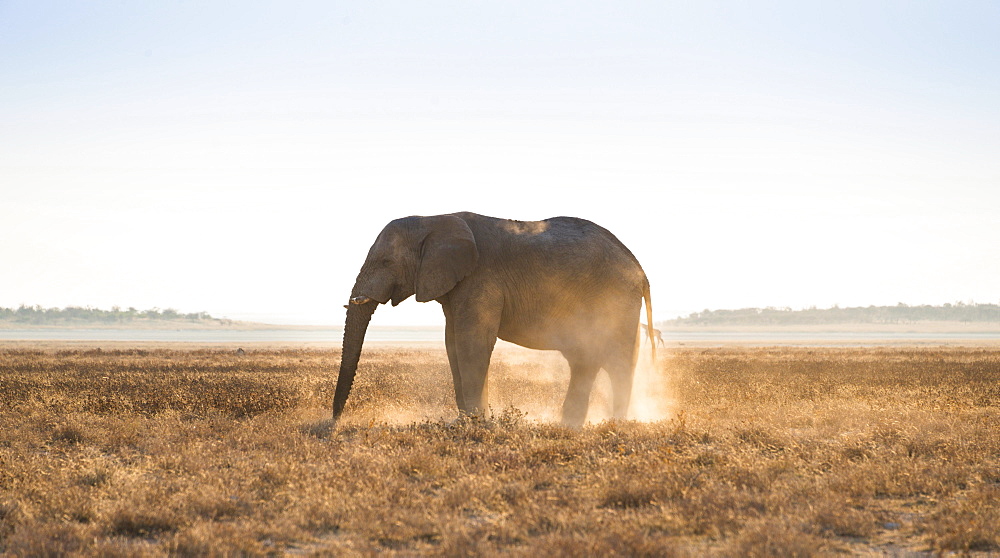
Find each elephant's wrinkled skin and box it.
[334,212,655,427]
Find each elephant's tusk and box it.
[349,296,373,305]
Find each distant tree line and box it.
[0,305,218,325]
[667,302,1000,326]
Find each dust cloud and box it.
[490,344,568,423]
[628,344,676,422]
[488,341,676,425]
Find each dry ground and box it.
[1,345,998,556]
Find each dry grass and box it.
[1,345,998,556]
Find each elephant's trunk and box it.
[332,299,378,421]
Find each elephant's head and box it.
[332,215,479,421]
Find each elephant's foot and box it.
[559,408,588,429]
[451,408,490,426]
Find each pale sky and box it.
[2,1,998,325]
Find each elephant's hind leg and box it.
[561,355,600,427]
[606,362,635,420]
[605,342,639,420]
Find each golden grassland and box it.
[1,345,999,556]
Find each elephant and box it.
[333,212,656,427]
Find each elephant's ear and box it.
[415,216,479,302]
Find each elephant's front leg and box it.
[442,296,501,417]
[442,309,466,413]
[454,327,498,416]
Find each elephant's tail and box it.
[643,280,656,363]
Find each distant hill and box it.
[0,306,234,327]
[666,303,1000,326]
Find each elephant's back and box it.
[488,215,633,252]
[539,216,647,280]
[456,212,647,285]
[495,215,645,286]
